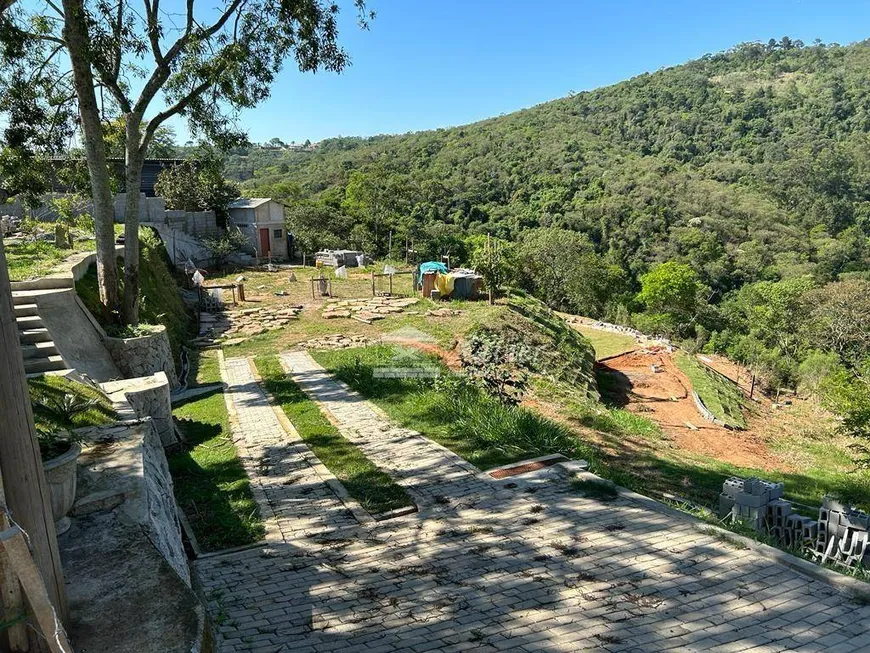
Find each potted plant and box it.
[33,393,97,535]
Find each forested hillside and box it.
[229,39,870,431]
[236,38,870,286]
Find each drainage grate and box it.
[489,457,562,479]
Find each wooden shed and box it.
[227,198,288,260]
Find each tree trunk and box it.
[61,0,120,322]
[0,240,69,636]
[122,119,144,325]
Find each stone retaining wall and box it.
[66,419,207,651]
[73,420,189,582]
[105,325,179,388]
[691,389,729,428]
[101,373,177,447]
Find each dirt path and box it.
[597,347,786,471]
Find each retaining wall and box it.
[105,325,179,388]
[101,373,177,447]
[65,419,207,651]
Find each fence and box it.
[371,270,416,297]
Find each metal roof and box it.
[228,197,272,209]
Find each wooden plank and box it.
[0,526,72,653]
[0,239,68,631]
[0,470,28,651]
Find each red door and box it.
[259,228,270,256]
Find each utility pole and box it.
[0,240,69,636]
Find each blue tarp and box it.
[419,261,448,275]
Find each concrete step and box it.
[23,355,67,375]
[15,315,44,330]
[10,276,74,292]
[14,303,39,318]
[21,341,59,359]
[11,289,61,306]
[12,293,34,307]
[19,328,52,344]
[26,368,74,380]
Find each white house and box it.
[227,198,288,260]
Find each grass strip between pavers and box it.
[254,355,414,516]
[170,390,264,552]
[311,345,599,471]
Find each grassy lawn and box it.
[254,355,414,515]
[169,382,263,552]
[573,325,639,360]
[206,262,415,310]
[189,349,221,386]
[28,375,118,436]
[4,237,97,281]
[675,352,747,429]
[222,297,503,359]
[310,345,597,471]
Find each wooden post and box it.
[389,273,393,297]
[237,284,245,302]
[0,524,73,652]
[0,240,68,630]
[371,270,375,297]
[0,471,27,651]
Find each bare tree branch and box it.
[45,0,64,18]
[143,0,163,63]
[140,77,210,151]
[133,0,245,115]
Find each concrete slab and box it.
[35,289,121,382]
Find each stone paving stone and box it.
[198,354,870,652]
[221,356,359,542]
[279,350,491,513]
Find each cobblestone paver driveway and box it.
[198,355,870,652]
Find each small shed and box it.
[227,198,288,259]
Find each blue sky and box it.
[181,1,870,144]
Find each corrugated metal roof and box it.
[228,197,272,209]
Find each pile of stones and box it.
[198,304,303,344]
[322,297,419,323]
[294,334,373,350]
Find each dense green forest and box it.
[235,38,870,283]
[227,38,870,439]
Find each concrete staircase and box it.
[12,290,69,375]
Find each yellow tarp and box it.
[435,272,455,297]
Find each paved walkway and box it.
[221,356,358,541]
[280,351,491,513]
[198,354,870,652]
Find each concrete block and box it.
[843,511,870,531]
[822,496,847,513]
[734,491,769,508]
[718,493,735,519]
[722,477,745,499]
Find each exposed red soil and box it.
[597,347,787,471]
[387,338,463,371]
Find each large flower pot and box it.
[42,442,82,535]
